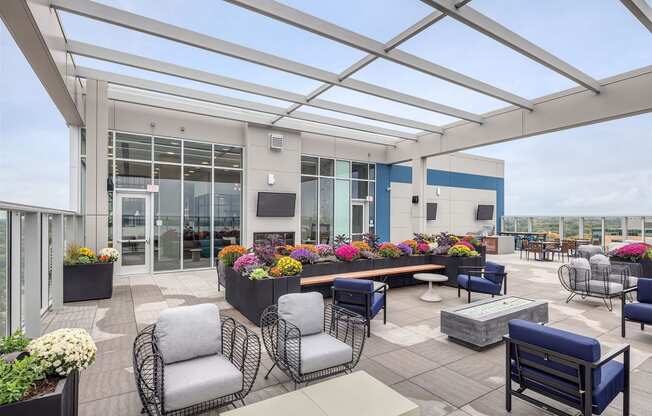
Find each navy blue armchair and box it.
[332,279,386,337]
[457,261,507,303]
[622,278,652,337]
[505,319,629,416]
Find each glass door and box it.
[351,202,368,241]
[115,193,151,275]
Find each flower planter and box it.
[224,267,300,326]
[63,263,113,303]
[0,371,79,416]
[430,254,483,287]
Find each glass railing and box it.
[501,215,652,247]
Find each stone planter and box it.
[63,263,113,303]
[224,267,300,326]
[430,254,483,287]
[0,371,79,416]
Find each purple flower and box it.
[290,248,319,264]
[396,242,412,256]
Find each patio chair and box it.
[260,292,366,389]
[457,261,507,303]
[332,278,387,337]
[505,319,629,416]
[621,278,652,337]
[558,257,630,311]
[133,304,260,416]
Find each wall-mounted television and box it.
[426,203,437,220]
[476,204,494,221]
[256,192,296,217]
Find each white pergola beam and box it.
[108,87,400,147]
[67,41,442,133]
[76,66,416,141]
[421,0,602,93]
[387,66,652,163]
[51,0,480,123]
[225,0,532,111]
[621,0,652,32]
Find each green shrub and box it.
[0,356,44,405]
[0,330,30,354]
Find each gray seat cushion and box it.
[156,304,221,364]
[300,333,353,374]
[588,280,623,295]
[164,355,242,411]
[278,292,324,336]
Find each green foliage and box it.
[0,356,44,405]
[0,330,30,354]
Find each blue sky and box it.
[1,0,651,212]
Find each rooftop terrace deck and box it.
[43,253,652,416]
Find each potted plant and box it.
[0,329,96,416]
[63,245,118,302]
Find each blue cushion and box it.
[624,302,652,324]
[457,274,501,295]
[339,293,385,318]
[638,278,652,303]
[508,320,602,387]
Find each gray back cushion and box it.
[278,292,324,336]
[156,303,221,364]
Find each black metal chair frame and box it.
[332,282,387,337]
[558,264,631,311]
[133,316,261,416]
[621,286,648,337]
[260,303,366,389]
[504,334,630,416]
[457,265,507,303]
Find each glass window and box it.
[184,141,212,166]
[319,178,334,244]
[154,137,181,163]
[562,217,580,239]
[351,180,368,200]
[301,176,318,243]
[115,160,151,189]
[319,158,334,177]
[0,211,7,336]
[336,160,350,178]
[214,169,242,255]
[115,133,151,160]
[183,167,212,269]
[301,156,318,176]
[154,164,181,271]
[335,179,350,236]
[605,217,623,245]
[351,162,368,180]
[583,217,603,245]
[626,217,643,241]
[369,164,376,181]
[214,145,242,169]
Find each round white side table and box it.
[413,273,448,302]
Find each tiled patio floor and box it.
[43,254,652,416]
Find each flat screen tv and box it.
[476,204,494,221]
[256,192,296,217]
[426,203,437,220]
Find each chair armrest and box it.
[133,324,164,415]
[593,344,630,368]
[222,317,261,395]
[326,304,366,367]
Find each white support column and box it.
[51,215,65,310]
[23,213,41,338]
[410,156,427,235]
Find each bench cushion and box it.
[156,304,221,364]
[164,355,242,411]
[300,333,353,374]
[278,292,324,336]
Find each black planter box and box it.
[63,263,113,303]
[0,371,78,416]
[429,255,483,287]
[224,267,300,326]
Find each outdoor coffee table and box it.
[441,296,548,349]
[222,371,419,416]
[413,273,448,302]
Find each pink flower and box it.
[334,244,360,262]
